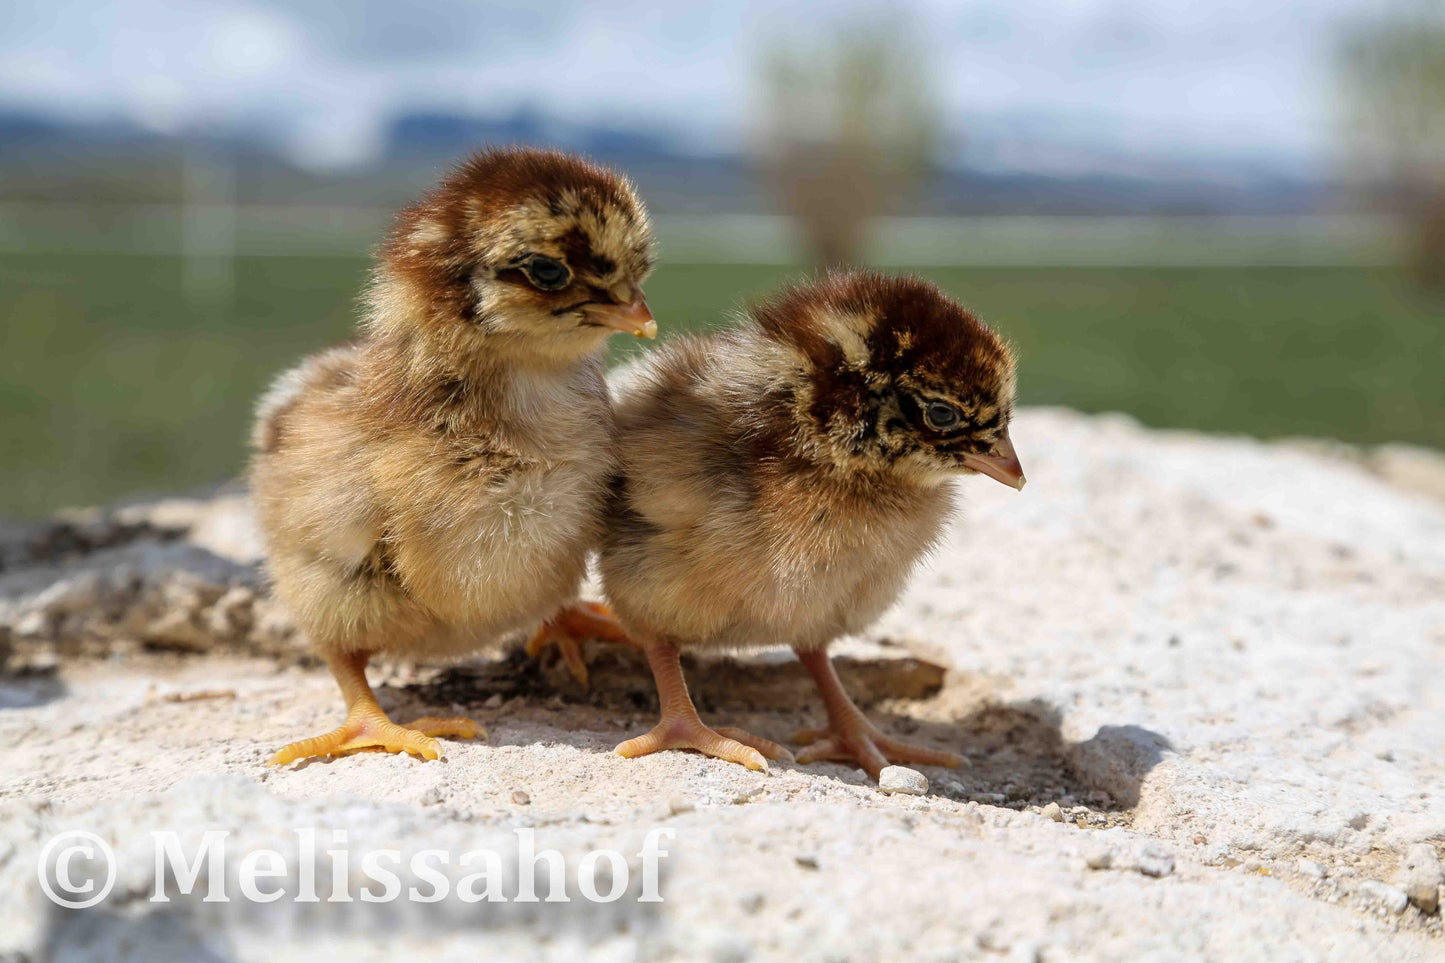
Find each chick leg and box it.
[271,651,485,765]
[792,648,965,781]
[526,601,637,689]
[616,636,792,772]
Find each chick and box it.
[251,147,656,765]
[599,271,1024,777]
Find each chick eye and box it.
[923,401,961,431]
[524,256,570,291]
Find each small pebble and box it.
[709,936,753,963]
[1191,834,1208,845]
[1041,802,1064,822]
[1395,843,1443,914]
[795,853,819,870]
[510,790,530,805]
[878,766,929,796]
[1360,880,1409,914]
[483,693,503,708]
[1137,845,1176,878]
[1297,859,1326,880]
[1084,848,1112,870]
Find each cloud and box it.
[0,0,1377,172]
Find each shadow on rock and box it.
[405,646,1172,815]
[861,700,1170,813]
[0,667,67,709]
[41,903,237,963]
[1064,724,1173,808]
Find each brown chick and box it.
[598,271,1024,777]
[251,147,656,765]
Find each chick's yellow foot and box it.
[793,718,965,781]
[271,704,485,766]
[526,601,637,689]
[617,713,793,772]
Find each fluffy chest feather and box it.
[632,461,953,650]
[746,468,951,630]
[380,361,613,623]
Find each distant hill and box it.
[0,107,1330,216]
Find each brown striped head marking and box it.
[750,271,1019,483]
[372,147,655,353]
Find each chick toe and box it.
[618,633,785,770]
[406,716,486,740]
[792,722,964,781]
[713,726,795,763]
[616,716,772,772]
[526,601,637,689]
[793,648,965,781]
[272,704,484,766]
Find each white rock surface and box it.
[878,410,1445,869]
[0,408,1442,960]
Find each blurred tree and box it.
[757,26,936,266]
[1337,3,1445,285]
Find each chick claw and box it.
[793,720,966,782]
[525,601,636,689]
[271,704,484,766]
[617,717,794,773]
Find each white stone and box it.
[1136,845,1175,878]
[1359,881,1410,915]
[1394,843,1443,914]
[878,766,929,796]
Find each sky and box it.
[0,0,1412,175]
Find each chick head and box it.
[752,270,1024,488]
[374,147,655,359]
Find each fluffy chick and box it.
[599,271,1024,777]
[252,147,655,765]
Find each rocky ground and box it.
[1,407,1442,962]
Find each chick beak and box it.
[961,428,1026,491]
[585,284,657,339]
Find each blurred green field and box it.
[2,252,1442,519]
